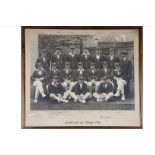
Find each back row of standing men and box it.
[32,45,132,103]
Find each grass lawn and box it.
[30,96,135,110]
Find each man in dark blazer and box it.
[96,60,113,93]
[73,62,87,81]
[47,75,69,103]
[93,76,114,102]
[35,50,51,71]
[78,47,92,70]
[51,47,64,70]
[62,62,75,92]
[48,62,62,83]
[65,45,78,70]
[70,76,91,103]
[99,60,113,81]
[107,48,120,71]
[86,62,100,95]
[120,50,132,98]
[91,48,107,70]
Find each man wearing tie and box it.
[120,50,132,98]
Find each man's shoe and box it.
[34,99,38,103]
[97,98,100,102]
[63,100,69,103]
[42,93,46,98]
[114,90,120,97]
[74,99,78,102]
[121,95,125,101]
[79,99,86,104]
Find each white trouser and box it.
[50,93,67,102]
[62,90,71,100]
[93,92,113,100]
[70,92,91,101]
[33,80,45,99]
[95,81,101,93]
[115,78,126,94]
[87,79,99,93]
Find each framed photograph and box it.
[21,26,143,128]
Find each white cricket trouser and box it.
[33,80,45,99]
[62,80,75,91]
[70,92,91,100]
[115,78,126,94]
[87,79,99,93]
[93,92,113,100]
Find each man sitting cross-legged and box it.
[47,75,69,103]
[93,76,114,102]
[70,75,91,104]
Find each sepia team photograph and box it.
[22,27,142,128]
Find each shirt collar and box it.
[54,53,61,56]
[96,54,100,57]
[51,68,58,72]
[110,55,114,59]
[82,52,90,56]
[36,68,43,71]
[51,81,59,85]
[122,57,127,61]
[69,52,75,57]
[65,68,70,71]
[78,68,84,72]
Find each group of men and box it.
[31,45,132,104]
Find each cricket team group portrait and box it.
[30,32,134,110]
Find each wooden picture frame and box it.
[21,26,143,129]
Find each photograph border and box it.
[21,26,143,129]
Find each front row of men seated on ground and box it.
[31,47,132,103]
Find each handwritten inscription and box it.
[65,120,101,125]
